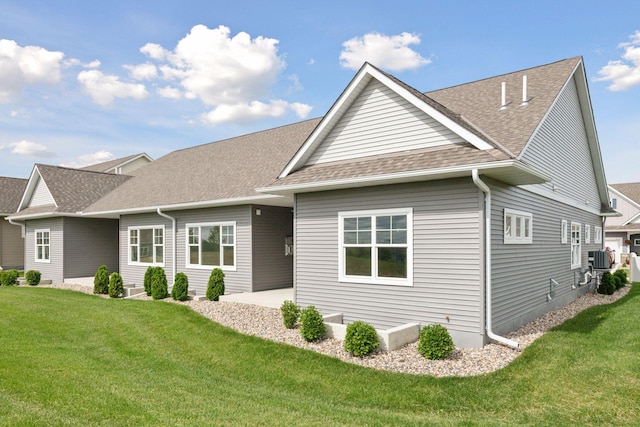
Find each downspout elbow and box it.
[7,218,25,238]
[472,169,519,349]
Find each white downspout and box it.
[156,208,176,286]
[472,169,519,349]
[7,218,25,238]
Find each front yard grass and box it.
[1,285,638,426]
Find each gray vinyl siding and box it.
[251,205,293,291]
[24,218,64,283]
[305,79,467,166]
[27,176,55,207]
[63,217,119,278]
[294,178,484,347]
[489,179,603,335]
[0,219,24,269]
[521,76,601,208]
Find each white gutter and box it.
[7,217,25,238]
[156,208,176,285]
[472,169,519,349]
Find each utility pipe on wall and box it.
[472,169,519,349]
[156,208,176,285]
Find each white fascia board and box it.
[279,64,492,179]
[105,153,153,173]
[608,186,640,212]
[16,166,58,212]
[8,211,82,221]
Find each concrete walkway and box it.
[219,287,293,309]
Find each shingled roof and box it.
[80,153,151,174]
[83,118,322,215]
[610,182,640,206]
[0,177,27,215]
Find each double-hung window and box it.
[129,226,164,265]
[187,222,235,269]
[571,222,581,269]
[594,226,602,244]
[504,209,532,244]
[35,229,50,262]
[339,208,412,286]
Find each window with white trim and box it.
[571,222,581,269]
[339,208,412,286]
[129,226,164,265]
[186,222,235,269]
[635,239,640,246]
[561,220,568,244]
[504,209,532,244]
[594,226,602,244]
[35,229,50,262]
[585,224,591,244]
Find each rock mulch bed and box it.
[39,282,630,377]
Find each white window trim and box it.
[338,208,413,287]
[561,220,568,244]
[634,239,640,246]
[128,225,165,267]
[594,226,602,244]
[571,222,581,269]
[185,222,237,271]
[35,228,51,263]
[504,209,533,244]
[584,224,591,244]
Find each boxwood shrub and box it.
[418,324,454,360]
[613,269,627,289]
[597,271,616,295]
[25,270,41,286]
[299,306,326,342]
[93,265,109,294]
[108,272,124,298]
[143,266,156,296]
[206,268,225,301]
[0,269,19,286]
[171,272,189,301]
[151,267,168,300]
[280,300,301,329]
[344,320,379,357]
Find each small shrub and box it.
[151,267,168,300]
[143,266,156,296]
[171,272,189,301]
[613,269,627,288]
[0,269,19,286]
[108,272,124,298]
[612,275,622,291]
[344,320,379,357]
[280,300,301,329]
[25,270,41,286]
[418,324,454,360]
[299,306,326,342]
[597,271,616,295]
[93,265,109,294]
[206,268,225,301]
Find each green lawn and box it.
[1,285,639,426]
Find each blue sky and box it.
[1,1,639,183]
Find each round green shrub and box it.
[25,270,41,286]
[612,275,622,291]
[93,265,109,294]
[597,271,616,295]
[344,320,379,357]
[171,272,189,301]
[0,269,19,286]
[151,267,168,300]
[108,272,124,298]
[299,306,326,342]
[613,269,627,288]
[418,324,454,360]
[206,268,225,301]
[143,266,156,296]
[280,300,301,329]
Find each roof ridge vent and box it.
[499,82,508,110]
[520,75,529,106]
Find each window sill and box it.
[339,276,412,287]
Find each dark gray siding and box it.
[295,178,484,347]
[490,179,603,335]
[0,220,24,269]
[24,218,64,283]
[251,205,293,291]
[63,217,119,278]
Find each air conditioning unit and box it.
[588,251,609,269]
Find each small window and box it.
[504,209,533,244]
[561,220,568,244]
[611,198,617,209]
[35,229,50,263]
[585,224,591,244]
[129,226,164,265]
[186,222,236,270]
[571,222,581,269]
[635,239,640,246]
[594,226,602,244]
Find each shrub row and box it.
[598,270,627,295]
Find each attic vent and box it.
[520,75,529,106]
[500,82,507,110]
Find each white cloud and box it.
[61,149,114,168]
[84,60,101,69]
[3,140,55,157]
[77,69,149,106]
[339,32,431,71]
[157,85,183,99]
[595,30,640,91]
[0,39,65,102]
[124,62,158,80]
[201,99,312,124]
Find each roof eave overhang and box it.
[8,211,83,221]
[260,160,550,196]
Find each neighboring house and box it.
[0,177,28,269]
[81,119,321,295]
[261,57,615,347]
[80,153,152,175]
[606,183,640,259]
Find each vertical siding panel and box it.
[251,205,294,291]
[24,218,64,283]
[63,218,119,278]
